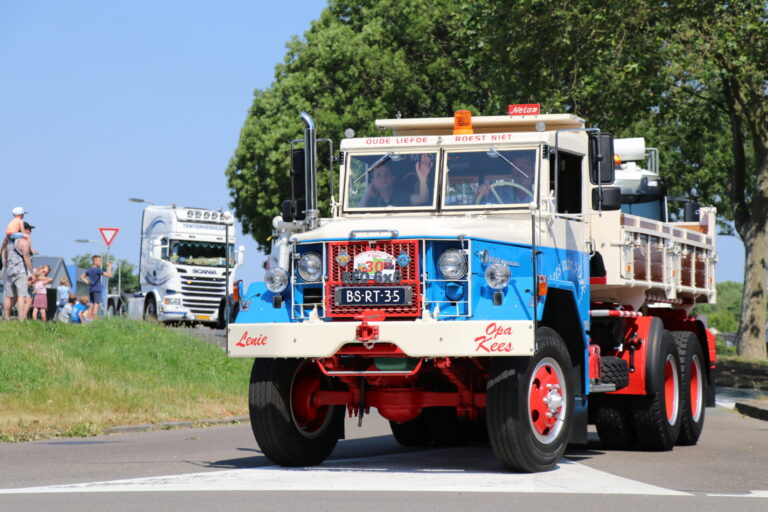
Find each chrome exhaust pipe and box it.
[300,112,319,230]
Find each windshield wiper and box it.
[487,148,529,179]
[353,152,394,184]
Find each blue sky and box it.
[0,0,745,286]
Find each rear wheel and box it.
[487,327,574,472]
[594,396,636,449]
[632,328,681,450]
[249,358,343,467]
[673,331,706,445]
[390,412,430,447]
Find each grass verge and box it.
[0,318,251,441]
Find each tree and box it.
[72,254,139,294]
[660,0,768,359]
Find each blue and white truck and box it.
[228,107,717,472]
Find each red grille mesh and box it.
[326,240,421,318]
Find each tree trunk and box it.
[736,220,768,360]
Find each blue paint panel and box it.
[469,240,536,321]
[234,282,290,323]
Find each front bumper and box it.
[228,318,535,358]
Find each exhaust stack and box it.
[300,112,319,230]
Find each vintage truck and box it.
[228,106,716,472]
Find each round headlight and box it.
[438,249,467,280]
[186,210,193,218]
[211,212,219,220]
[203,211,211,220]
[265,267,289,293]
[194,211,202,219]
[485,262,511,289]
[297,252,323,282]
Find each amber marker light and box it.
[537,274,548,296]
[453,110,474,135]
[614,153,622,166]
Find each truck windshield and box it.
[166,240,234,268]
[345,152,437,210]
[443,149,536,207]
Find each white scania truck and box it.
[129,205,244,327]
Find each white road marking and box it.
[0,450,688,496]
[707,491,768,499]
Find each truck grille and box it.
[180,275,226,314]
[326,240,421,318]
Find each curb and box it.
[105,416,249,434]
[734,401,768,422]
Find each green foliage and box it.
[72,253,139,293]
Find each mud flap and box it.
[569,394,588,445]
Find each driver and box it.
[475,152,535,204]
[358,154,434,207]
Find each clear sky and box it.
[0,0,745,286]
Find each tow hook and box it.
[355,310,385,349]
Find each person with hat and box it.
[6,206,30,241]
[2,221,34,320]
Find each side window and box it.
[549,152,582,214]
[160,237,169,260]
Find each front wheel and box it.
[144,296,157,320]
[249,358,344,467]
[487,327,574,472]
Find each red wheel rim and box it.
[291,363,331,437]
[528,357,566,444]
[690,355,703,422]
[664,354,679,424]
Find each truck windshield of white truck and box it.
[345,148,537,211]
[161,239,234,268]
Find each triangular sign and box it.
[99,227,120,247]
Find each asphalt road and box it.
[0,405,766,512]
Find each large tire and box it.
[390,412,430,447]
[673,331,706,445]
[144,296,157,321]
[632,328,682,450]
[249,358,344,467]
[487,327,574,472]
[594,396,636,449]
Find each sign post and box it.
[98,228,120,314]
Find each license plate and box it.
[334,286,411,306]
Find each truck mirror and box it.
[592,186,622,211]
[290,148,307,220]
[589,133,615,185]
[684,201,700,222]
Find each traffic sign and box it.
[99,227,120,247]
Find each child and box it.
[58,293,77,323]
[31,265,52,321]
[71,295,90,324]
[5,207,29,241]
[55,277,71,319]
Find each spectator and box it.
[31,265,53,321]
[5,206,29,241]
[56,277,71,319]
[58,293,77,323]
[80,255,112,320]
[71,295,90,324]
[2,222,34,320]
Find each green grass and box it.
[0,318,252,441]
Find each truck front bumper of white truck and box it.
[228,319,535,358]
